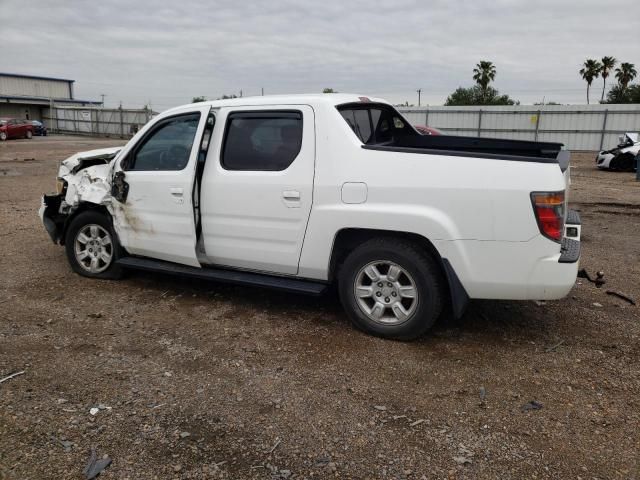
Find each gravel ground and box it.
[1,136,639,479]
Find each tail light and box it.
[531,191,565,242]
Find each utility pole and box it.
[261,87,264,96]
[416,89,422,107]
[240,89,243,98]
[100,94,106,107]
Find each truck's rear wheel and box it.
[338,239,444,340]
[64,211,124,279]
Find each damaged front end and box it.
[39,147,123,244]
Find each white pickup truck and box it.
[40,94,581,340]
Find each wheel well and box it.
[60,203,111,245]
[329,228,445,282]
[328,228,470,319]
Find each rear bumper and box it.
[434,209,582,301]
[560,209,581,263]
[527,209,581,297]
[558,238,580,263]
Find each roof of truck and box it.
[168,94,390,113]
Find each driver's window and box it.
[126,113,201,171]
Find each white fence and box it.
[43,106,153,138]
[398,104,640,151]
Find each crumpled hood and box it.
[59,146,124,177]
[60,146,124,208]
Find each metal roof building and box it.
[0,72,101,122]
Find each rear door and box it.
[111,106,211,267]
[200,105,315,275]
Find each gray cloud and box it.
[1,0,638,109]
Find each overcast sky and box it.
[1,0,638,109]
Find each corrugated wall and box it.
[0,104,43,121]
[0,75,71,99]
[43,106,153,137]
[398,104,640,151]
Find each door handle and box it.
[169,187,184,196]
[282,190,300,200]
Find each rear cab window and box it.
[338,103,416,145]
[221,111,303,171]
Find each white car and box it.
[40,94,581,340]
[596,132,639,171]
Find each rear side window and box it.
[338,103,413,145]
[340,109,372,143]
[221,111,302,171]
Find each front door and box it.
[200,105,315,275]
[111,106,210,267]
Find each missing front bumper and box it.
[39,194,65,244]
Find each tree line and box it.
[580,57,638,104]
[192,58,638,106]
[444,61,518,106]
[445,57,638,106]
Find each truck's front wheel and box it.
[64,211,124,279]
[338,239,444,340]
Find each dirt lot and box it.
[1,136,639,479]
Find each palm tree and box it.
[615,62,638,91]
[473,61,497,100]
[579,59,602,104]
[600,56,616,102]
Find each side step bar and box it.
[116,257,328,296]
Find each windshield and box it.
[337,103,417,145]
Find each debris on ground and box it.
[606,290,636,305]
[578,268,606,288]
[50,436,74,452]
[545,340,565,352]
[82,447,112,480]
[373,405,387,411]
[0,370,25,385]
[593,302,603,308]
[521,400,543,412]
[453,456,472,465]
[267,438,281,454]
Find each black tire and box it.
[337,238,445,340]
[64,210,124,279]
[0,132,7,141]
[609,153,632,172]
[617,153,636,172]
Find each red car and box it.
[414,125,443,135]
[0,118,34,141]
